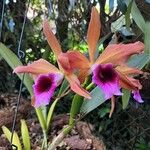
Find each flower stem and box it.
[48,125,72,150]
[42,130,48,149]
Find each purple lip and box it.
[33,73,63,107]
[92,63,122,100]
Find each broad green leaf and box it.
[144,22,150,54]
[127,0,145,32]
[21,120,31,150]
[122,89,131,109]
[80,86,105,116]
[0,43,33,96]
[128,53,150,69]
[47,98,59,129]
[2,126,22,150]
[125,0,133,29]
[69,95,83,125]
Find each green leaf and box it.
[122,89,131,109]
[69,95,83,125]
[35,108,47,131]
[21,120,31,150]
[2,126,22,150]
[80,86,105,116]
[128,53,150,69]
[0,43,33,96]
[127,0,145,32]
[125,0,133,29]
[58,79,69,96]
[144,22,150,54]
[46,98,59,129]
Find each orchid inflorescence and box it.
[14,7,144,108]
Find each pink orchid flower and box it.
[58,7,144,103]
[14,21,91,108]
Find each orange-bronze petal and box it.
[58,51,90,73]
[116,65,143,75]
[66,74,91,99]
[14,59,61,75]
[96,41,144,66]
[43,20,62,58]
[87,7,101,64]
[117,70,141,90]
[78,69,90,83]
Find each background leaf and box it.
[144,22,150,54]
[109,0,115,12]
[125,0,133,29]
[0,43,33,95]
[127,0,145,32]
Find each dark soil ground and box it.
[0,95,105,150]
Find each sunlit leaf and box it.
[2,126,22,150]
[145,0,150,4]
[109,0,115,12]
[80,86,105,116]
[127,0,145,32]
[125,0,133,29]
[0,43,33,96]
[21,120,31,150]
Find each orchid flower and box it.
[58,7,144,103]
[14,20,91,108]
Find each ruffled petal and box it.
[92,63,122,100]
[94,79,122,100]
[33,73,63,107]
[96,41,144,66]
[116,70,142,91]
[132,90,144,103]
[87,7,101,64]
[43,20,62,58]
[14,59,61,75]
[66,74,91,99]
